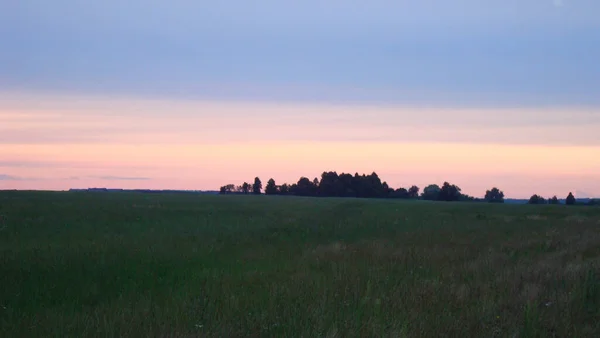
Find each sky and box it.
[1,0,599,198]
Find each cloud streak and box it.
[95,176,150,181]
[2,96,599,147]
[0,174,82,181]
[0,174,22,181]
[0,174,45,181]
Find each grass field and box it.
[1,191,599,337]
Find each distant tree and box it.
[293,177,318,196]
[422,184,441,201]
[336,173,354,197]
[219,184,236,194]
[382,182,394,197]
[390,188,409,199]
[408,185,420,199]
[566,192,576,205]
[460,194,480,202]
[265,178,278,195]
[438,182,462,202]
[319,172,343,197]
[548,196,559,205]
[220,171,548,204]
[367,172,387,198]
[252,177,262,195]
[528,194,546,204]
[279,183,290,195]
[241,182,250,194]
[484,187,505,203]
[352,173,367,197]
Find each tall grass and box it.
[1,191,599,336]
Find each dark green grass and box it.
[1,191,599,337]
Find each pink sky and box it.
[1,92,599,198]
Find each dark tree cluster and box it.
[265,172,396,198]
[484,187,505,203]
[420,182,467,202]
[219,177,262,195]
[220,172,591,206]
[526,192,589,206]
[566,192,576,205]
[528,194,547,205]
[220,171,507,203]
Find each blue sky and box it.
[3,0,600,106]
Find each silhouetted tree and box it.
[367,172,386,198]
[389,188,409,199]
[318,172,343,197]
[566,192,576,205]
[279,183,290,195]
[351,173,367,197]
[460,194,479,202]
[252,177,262,195]
[422,184,441,201]
[241,182,250,194]
[293,177,318,196]
[338,173,356,197]
[219,184,236,194]
[265,178,278,195]
[382,182,394,197]
[438,182,462,202]
[484,187,505,203]
[408,185,420,199]
[548,196,559,205]
[528,194,546,204]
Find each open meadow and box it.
[1,191,599,337]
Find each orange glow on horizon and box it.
[1,92,599,198]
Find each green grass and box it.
[1,191,599,337]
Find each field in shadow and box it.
[1,191,599,337]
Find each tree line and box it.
[219,171,597,206]
[527,193,584,206]
[220,171,504,203]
